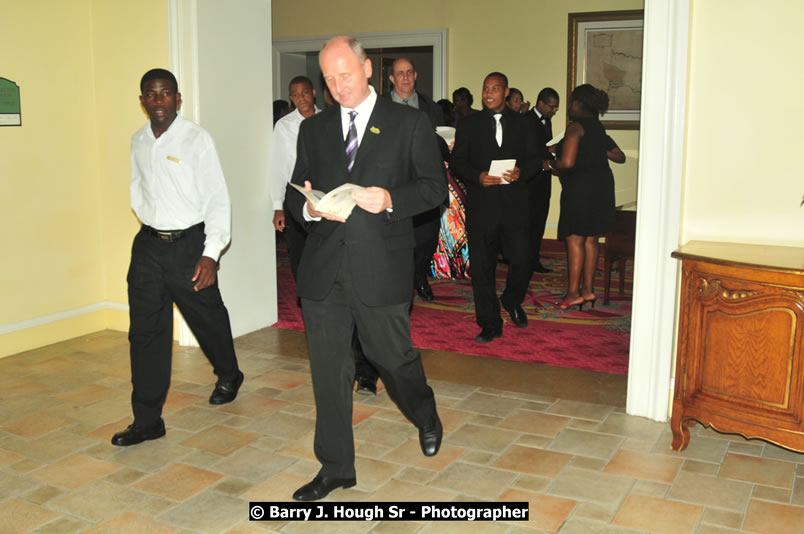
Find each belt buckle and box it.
[157,232,174,242]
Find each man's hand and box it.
[502,166,521,183]
[352,186,392,214]
[479,171,502,187]
[303,180,346,223]
[192,256,218,292]
[273,209,285,232]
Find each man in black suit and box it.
[451,72,540,343]
[526,88,560,273]
[387,57,446,302]
[287,36,446,502]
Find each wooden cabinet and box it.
[671,241,804,453]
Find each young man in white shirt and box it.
[113,68,243,447]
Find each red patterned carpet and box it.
[274,239,632,375]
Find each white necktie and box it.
[494,113,502,147]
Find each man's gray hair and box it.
[321,36,367,65]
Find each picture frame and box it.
[567,10,644,130]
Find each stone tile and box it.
[719,452,796,488]
[548,467,633,505]
[0,448,25,466]
[0,467,40,498]
[547,428,623,459]
[611,494,702,534]
[104,466,147,485]
[384,438,463,471]
[743,498,804,534]
[655,431,729,464]
[245,412,316,441]
[162,389,205,413]
[761,444,804,464]
[353,417,416,448]
[393,466,437,485]
[251,369,310,390]
[2,412,76,438]
[134,463,224,501]
[513,475,551,493]
[8,458,42,474]
[682,459,720,475]
[35,516,92,534]
[752,484,792,503]
[111,439,193,472]
[9,431,96,463]
[83,512,180,533]
[53,383,123,406]
[459,450,496,465]
[469,414,503,427]
[22,484,64,504]
[498,409,570,438]
[430,462,516,499]
[48,479,145,522]
[274,383,317,405]
[493,445,572,478]
[363,479,455,502]
[727,440,764,457]
[434,407,474,433]
[352,457,406,491]
[355,441,392,459]
[605,449,683,483]
[0,498,62,534]
[29,454,121,489]
[630,479,671,498]
[157,489,246,532]
[568,456,608,471]
[166,406,232,432]
[595,412,666,441]
[498,488,576,533]
[242,472,310,502]
[700,507,743,529]
[794,476,804,506]
[447,424,518,453]
[179,424,260,456]
[454,391,524,418]
[667,471,752,511]
[546,399,613,421]
[211,445,297,482]
[571,501,619,522]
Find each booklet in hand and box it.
[488,159,516,184]
[289,182,365,219]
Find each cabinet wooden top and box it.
[672,241,804,273]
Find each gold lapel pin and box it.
[369,126,380,135]
[167,155,181,163]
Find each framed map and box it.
[567,10,644,130]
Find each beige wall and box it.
[683,0,804,246]
[0,0,167,357]
[272,0,643,236]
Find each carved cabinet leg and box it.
[670,407,690,451]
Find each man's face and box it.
[389,59,417,99]
[536,96,559,120]
[506,92,524,113]
[320,42,372,109]
[140,78,181,131]
[289,82,315,116]
[482,75,508,113]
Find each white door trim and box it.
[272,29,448,101]
[626,0,690,421]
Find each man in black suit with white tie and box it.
[451,72,540,343]
[286,36,447,502]
[526,88,560,273]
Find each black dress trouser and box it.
[127,225,240,426]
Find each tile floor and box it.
[1,328,804,533]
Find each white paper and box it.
[289,182,365,219]
[436,126,455,146]
[546,131,564,147]
[488,159,516,184]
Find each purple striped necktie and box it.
[345,111,358,173]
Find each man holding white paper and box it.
[451,72,540,343]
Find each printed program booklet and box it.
[289,182,365,219]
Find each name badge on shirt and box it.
[167,155,181,164]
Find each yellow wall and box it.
[683,0,804,246]
[272,0,643,234]
[0,0,167,357]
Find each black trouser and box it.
[127,225,239,426]
[302,254,437,478]
[528,171,552,268]
[282,200,308,279]
[413,207,441,283]
[466,216,531,330]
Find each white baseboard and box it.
[0,301,128,335]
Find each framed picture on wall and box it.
[567,10,644,130]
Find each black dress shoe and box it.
[415,279,434,301]
[355,375,378,395]
[532,262,552,273]
[475,327,502,343]
[111,419,166,446]
[505,305,528,328]
[419,415,443,457]
[209,370,244,405]
[292,475,357,501]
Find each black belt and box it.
[141,222,204,242]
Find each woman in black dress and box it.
[543,84,625,310]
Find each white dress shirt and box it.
[271,106,320,210]
[130,115,232,262]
